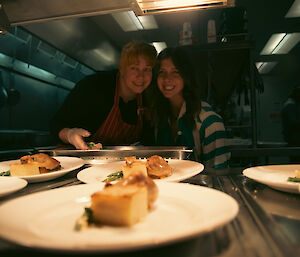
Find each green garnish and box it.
[287,177,300,183]
[102,171,123,182]
[86,142,95,148]
[0,170,10,176]
[74,207,93,231]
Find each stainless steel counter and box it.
[0,165,299,257]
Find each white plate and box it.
[77,159,204,183]
[0,157,85,183]
[243,165,300,194]
[0,177,28,197]
[0,182,238,252]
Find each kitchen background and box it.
[0,0,299,164]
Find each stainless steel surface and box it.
[0,166,299,256]
[249,54,257,148]
[24,17,121,71]
[1,0,132,25]
[0,147,299,256]
[243,178,300,220]
[40,146,193,163]
[1,0,233,26]
[231,147,300,159]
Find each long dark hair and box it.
[151,47,202,128]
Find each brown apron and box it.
[92,83,143,145]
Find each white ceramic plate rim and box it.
[0,182,238,252]
[77,159,204,184]
[0,177,28,197]
[243,165,300,194]
[0,157,85,183]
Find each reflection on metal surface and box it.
[40,146,193,164]
[243,178,300,220]
[0,168,299,256]
[1,0,132,25]
[218,175,298,256]
[24,18,120,70]
[135,0,235,15]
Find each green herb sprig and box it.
[0,170,10,176]
[102,171,123,182]
[287,177,300,183]
[74,207,93,231]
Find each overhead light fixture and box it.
[260,33,300,55]
[137,15,158,30]
[256,62,278,74]
[285,0,300,18]
[272,33,300,54]
[112,11,142,32]
[152,42,167,53]
[133,0,235,15]
[112,11,158,31]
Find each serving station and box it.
[0,147,299,257]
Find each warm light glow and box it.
[136,0,234,14]
[260,33,286,55]
[272,33,300,54]
[112,11,143,32]
[112,11,158,31]
[138,15,158,29]
[255,62,263,70]
[128,11,143,30]
[90,48,116,65]
[256,62,278,74]
[260,33,300,55]
[285,0,300,18]
[152,42,167,53]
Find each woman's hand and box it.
[59,128,91,150]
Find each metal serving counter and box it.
[0,164,299,257]
[40,146,194,163]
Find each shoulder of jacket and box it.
[76,70,118,89]
[88,70,118,80]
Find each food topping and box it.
[75,172,158,230]
[287,169,300,183]
[146,155,172,178]
[9,153,61,176]
[86,142,102,150]
[102,155,172,182]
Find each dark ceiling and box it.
[240,0,300,75]
[1,0,300,82]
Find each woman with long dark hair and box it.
[151,47,230,169]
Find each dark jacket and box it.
[50,70,153,145]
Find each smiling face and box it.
[120,55,153,96]
[157,58,184,102]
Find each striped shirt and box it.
[155,101,231,169]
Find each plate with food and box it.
[0,153,85,183]
[0,176,28,197]
[77,155,204,183]
[0,173,238,252]
[243,165,300,194]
